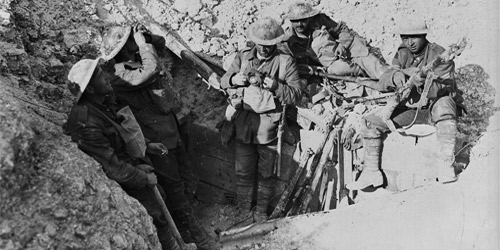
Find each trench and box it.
[1,0,497,249]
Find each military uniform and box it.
[221,31,304,220]
[364,42,461,131]
[64,98,181,250]
[283,13,389,79]
[101,26,215,249]
[347,21,462,190]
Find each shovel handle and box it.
[151,185,191,250]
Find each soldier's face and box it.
[291,18,310,35]
[89,67,113,95]
[401,35,428,54]
[256,44,276,58]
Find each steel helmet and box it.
[100,26,131,61]
[285,2,320,21]
[398,20,429,35]
[67,59,100,102]
[246,17,285,46]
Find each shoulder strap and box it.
[77,105,88,125]
[278,54,287,81]
[239,56,249,74]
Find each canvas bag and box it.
[241,55,287,113]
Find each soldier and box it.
[64,59,182,250]
[100,24,218,250]
[282,1,388,80]
[221,17,304,223]
[346,20,464,191]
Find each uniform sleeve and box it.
[114,43,160,86]
[316,14,355,49]
[221,52,243,89]
[147,34,168,58]
[74,123,149,189]
[391,49,404,69]
[274,56,304,105]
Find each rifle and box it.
[297,64,377,83]
[383,38,467,132]
[274,104,287,177]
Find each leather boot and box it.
[253,175,274,223]
[435,119,458,183]
[346,136,384,190]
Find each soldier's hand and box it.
[341,127,356,150]
[132,24,147,46]
[147,143,168,157]
[231,73,248,87]
[146,173,158,186]
[263,76,278,91]
[334,43,347,58]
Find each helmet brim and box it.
[68,59,100,103]
[100,26,131,61]
[399,28,428,35]
[247,32,285,46]
[286,9,320,21]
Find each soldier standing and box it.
[221,17,304,223]
[64,59,182,250]
[100,24,218,250]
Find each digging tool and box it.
[151,185,197,250]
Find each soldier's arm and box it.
[391,49,405,69]
[274,57,304,105]
[74,123,150,189]
[114,43,160,86]
[146,33,168,58]
[317,14,356,49]
[220,52,243,89]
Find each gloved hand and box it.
[146,173,158,186]
[262,76,278,91]
[334,43,347,59]
[146,142,168,157]
[132,24,147,47]
[231,73,248,87]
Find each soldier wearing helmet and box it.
[100,25,218,250]
[63,59,184,250]
[283,1,389,80]
[221,16,304,224]
[346,19,465,191]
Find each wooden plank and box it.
[323,181,334,210]
[196,181,234,204]
[192,153,236,191]
[190,123,234,162]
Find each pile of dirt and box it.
[0,0,162,249]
